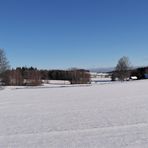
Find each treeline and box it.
[130,66,148,79]
[2,67,90,85]
[111,56,148,81]
[111,66,148,81]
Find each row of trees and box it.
[4,67,41,86]
[0,49,90,85]
[3,68,90,86]
[41,69,90,84]
[0,48,132,83]
[1,48,148,84]
[130,67,148,79]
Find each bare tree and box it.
[0,49,9,74]
[115,56,131,81]
[0,49,10,85]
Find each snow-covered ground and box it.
[1,80,148,147]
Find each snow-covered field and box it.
[1,80,148,148]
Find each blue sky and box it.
[0,0,148,69]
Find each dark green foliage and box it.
[130,67,148,79]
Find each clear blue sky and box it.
[0,0,148,69]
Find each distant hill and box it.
[89,67,114,73]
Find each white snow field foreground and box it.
[1,80,148,148]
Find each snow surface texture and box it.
[1,80,148,148]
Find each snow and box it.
[1,80,148,147]
[131,76,138,80]
[91,77,111,83]
[42,80,71,85]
